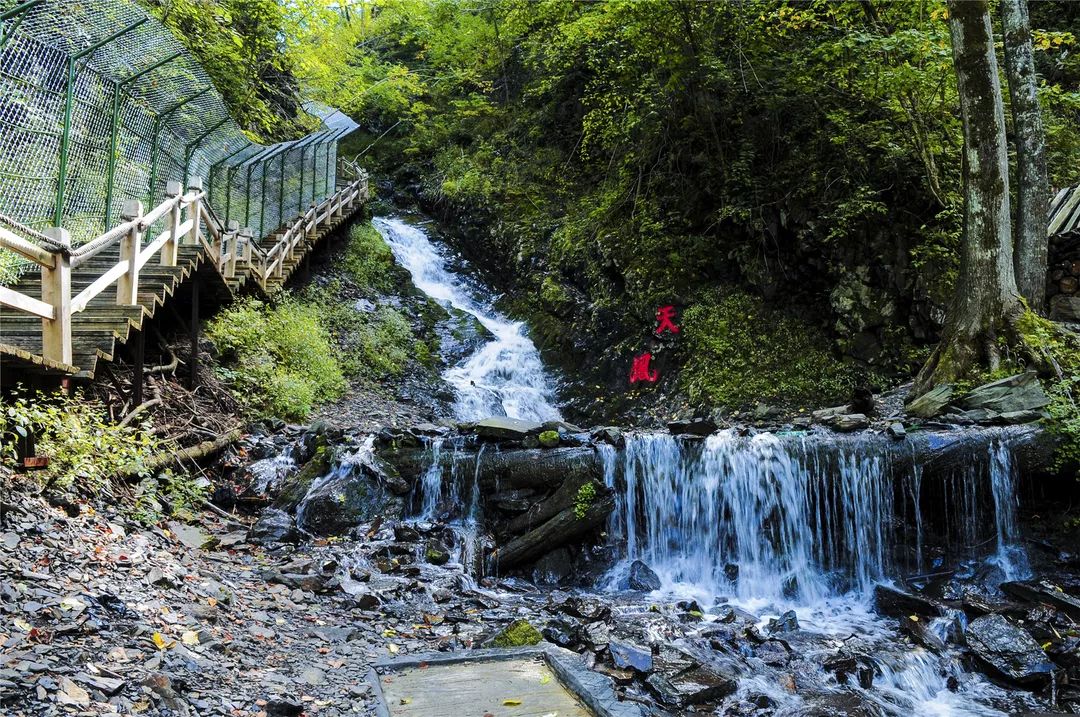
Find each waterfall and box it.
[602,430,1029,602]
[372,217,561,422]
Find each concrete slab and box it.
[368,645,645,717]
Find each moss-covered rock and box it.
[538,430,560,448]
[492,619,543,648]
[274,444,331,511]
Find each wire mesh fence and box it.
[0,0,357,281]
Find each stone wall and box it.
[1048,232,1080,323]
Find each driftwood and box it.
[140,428,244,475]
[488,491,615,570]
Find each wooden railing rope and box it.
[0,169,369,369]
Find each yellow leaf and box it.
[388,643,399,654]
[908,615,919,622]
[181,630,200,646]
[503,699,523,706]
[151,632,175,650]
[540,674,551,685]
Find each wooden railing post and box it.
[116,199,143,305]
[240,227,253,268]
[224,220,239,278]
[40,227,72,366]
[162,180,181,266]
[185,177,203,246]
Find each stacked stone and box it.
[1048,233,1080,322]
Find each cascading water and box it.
[600,430,1036,716]
[372,217,561,422]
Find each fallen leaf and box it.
[387,643,399,654]
[181,630,200,646]
[399,697,412,705]
[151,632,175,650]
[540,674,551,685]
[503,699,523,706]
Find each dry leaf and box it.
[181,630,200,646]
[503,699,523,706]
[151,632,175,650]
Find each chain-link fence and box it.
[0,0,357,279]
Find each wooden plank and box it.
[138,227,175,270]
[70,260,127,313]
[0,285,54,319]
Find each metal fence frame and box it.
[0,0,357,277]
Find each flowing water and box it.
[372,217,561,422]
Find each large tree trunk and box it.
[913,0,1022,396]
[1002,0,1050,312]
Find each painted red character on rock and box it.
[629,352,658,384]
[655,305,679,336]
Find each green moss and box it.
[341,222,399,294]
[680,291,859,410]
[574,481,597,519]
[1015,310,1080,470]
[538,429,560,448]
[206,297,346,420]
[492,619,543,648]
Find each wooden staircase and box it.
[0,174,368,383]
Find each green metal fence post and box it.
[104,51,184,227]
[148,86,211,207]
[183,115,230,186]
[210,144,250,217]
[55,17,147,227]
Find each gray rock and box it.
[474,416,543,440]
[583,621,611,648]
[906,384,955,418]
[248,508,299,545]
[590,426,625,448]
[1050,294,1080,322]
[874,584,947,618]
[812,405,850,422]
[649,665,737,706]
[886,422,907,439]
[961,371,1050,414]
[628,560,661,592]
[825,413,869,432]
[610,640,653,673]
[424,540,450,566]
[167,521,215,551]
[767,610,799,634]
[965,613,1055,686]
[999,410,1045,425]
[667,418,718,436]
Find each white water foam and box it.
[372,217,561,422]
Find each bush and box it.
[206,298,347,420]
[342,222,399,294]
[680,291,858,410]
[1,388,159,489]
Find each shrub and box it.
[0,388,159,490]
[206,298,347,420]
[680,291,858,409]
[342,222,399,294]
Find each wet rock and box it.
[532,547,574,585]
[899,615,946,653]
[1002,581,1080,620]
[767,610,799,634]
[906,384,954,418]
[874,584,947,618]
[610,640,653,673]
[825,413,869,432]
[812,405,850,422]
[492,619,542,648]
[887,422,907,439]
[538,430,560,448]
[424,540,450,566]
[296,467,401,536]
[823,653,874,689]
[755,640,791,667]
[965,613,1056,686]
[591,426,625,448]
[474,417,542,440]
[628,560,661,592]
[667,418,717,436]
[583,621,611,648]
[541,620,580,649]
[248,508,299,544]
[648,665,737,707]
[266,699,304,717]
[960,371,1050,414]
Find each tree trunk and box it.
[913,0,1022,395]
[1002,0,1050,312]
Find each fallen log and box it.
[501,471,594,537]
[488,490,614,570]
[138,428,244,476]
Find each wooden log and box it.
[488,490,614,570]
[137,428,243,476]
[501,471,595,537]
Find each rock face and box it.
[296,457,405,536]
[1051,294,1080,322]
[628,560,661,592]
[473,416,543,440]
[965,614,1056,686]
[960,372,1050,414]
[906,384,954,418]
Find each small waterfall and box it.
[602,430,1030,602]
[248,445,297,495]
[372,217,561,422]
[295,436,376,530]
[418,437,447,519]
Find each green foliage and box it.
[341,222,399,295]
[1016,311,1080,471]
[206,298,347,420]
[574,481,597,519]
[0,389,159,489]
[681,291,858,409]
[492,619,543,648]
[131,471,209,526]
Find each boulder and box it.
[906,384,955,418]
[532,547,574,585]
[610,640,653,673]
[767,610,799,634]
[591,426,625,448]
[474,417,543,440]
[874,584,948,618]
[648,665,737,707]
[1050,295,1080,323]
[812,405,850,422]
[424,540,450,566]
[628,559,662,592]
[899,615,946,653]
[248,508,299,545]
[960,372,1050,414]
[541,620,580,648]
[886,422,907,439]
[1002,581,1080,621]
[667,418,718,436]
[296,463,401,536]
[965,614,1056,686]
[825,413,869,432]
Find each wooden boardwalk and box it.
[0,174,368,383]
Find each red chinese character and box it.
[629,352,659,384]
[655,305,680,335]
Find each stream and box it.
[303,218,1062,715]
